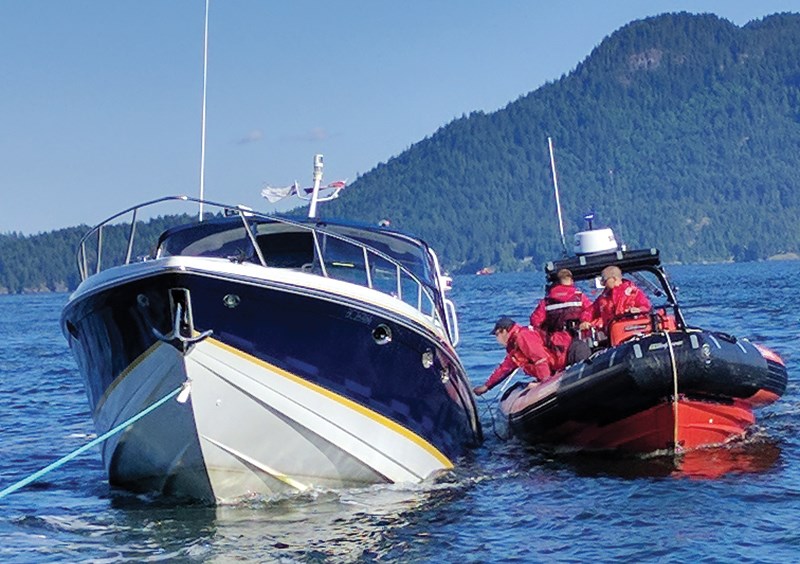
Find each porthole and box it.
[372,324,392,345]
[223,294,241,308]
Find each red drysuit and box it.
[482,324,553,390]
[590,279,652,331]
[530,284,592,371]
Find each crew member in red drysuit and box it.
[473,317,553,395]
[579,265,652,333]
[530,268,593,371]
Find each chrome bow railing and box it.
[76,196,454,339]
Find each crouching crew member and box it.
[473,317,553,396]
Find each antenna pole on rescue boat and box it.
[307,154,324,219]
[198,0,210,221]
[548,137,568,255]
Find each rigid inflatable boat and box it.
[500,228,787,453]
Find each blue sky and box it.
[2,1,797,234]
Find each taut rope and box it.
[0,383,187,500]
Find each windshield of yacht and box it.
[157,218,253,259]
[322,225,435,287]
[156,219,436,289]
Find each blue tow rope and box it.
[0,384,185,500]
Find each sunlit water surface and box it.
[0,261,798,562]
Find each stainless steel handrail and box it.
[76,195,444,326]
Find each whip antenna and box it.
[198,0,210,221]
[548,137,568,255]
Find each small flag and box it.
[261,182,298,203]
[260,180,346,203]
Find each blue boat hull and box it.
[62,266,481,500]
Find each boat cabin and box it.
[544,247,685,347]
[154,214,449,320]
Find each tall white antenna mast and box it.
[198,0,210,221]
[290,154,344,216]
[548,137,568,255]
[307,154,324,219]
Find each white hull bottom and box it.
[96,339,453,503]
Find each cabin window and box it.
[325,226,435,287]
[256,231,315,269]
[159,222,253,260]
[369,254,400,296]
[318,235,368,285]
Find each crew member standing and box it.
[473,317,553,396]
[530,268,592,371]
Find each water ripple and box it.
[0,265,798,562]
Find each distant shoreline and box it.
[2,256,799,296]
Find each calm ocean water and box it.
[0,261,798,563]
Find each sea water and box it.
[0,261,798,563]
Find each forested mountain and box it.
[322,12,800,272]
[0,216,193,294]
[3,12,800,292]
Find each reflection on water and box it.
[524,436,782,481]
[97,477,472,562]
[670,438,782,479]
